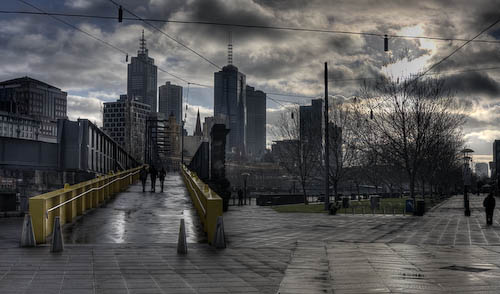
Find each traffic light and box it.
[384,34,388,52]
[118,6,123,22]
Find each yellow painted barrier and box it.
[180,164,223,245]
[29,166,143,244]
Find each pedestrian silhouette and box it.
[483,193,496,225]
[139,166,148,192]
[159,167,166,192]
[238,188,243,206]
[150,165,158,192]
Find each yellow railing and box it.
[180,164,223,244]
[29,166,143,244]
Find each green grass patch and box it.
[271,196,447,214]
[271,203,326,213]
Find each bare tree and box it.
[352,75,465,199]
[326,98,359,201]
[273,107,321,204]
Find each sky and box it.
[1,0,500,163]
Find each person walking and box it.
[150,165,158,192]
[139,166,148,192]
[483,193,496,225]
[238,188,243,206]
[159,167,166,193]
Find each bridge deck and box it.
[63,173,206,244]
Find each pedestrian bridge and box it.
[28,165,222,245]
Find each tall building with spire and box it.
[214,34,246,154]
[194,109,202,137]
[127,30,158,112]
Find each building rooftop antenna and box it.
[139,29,147,54]
[227,30,233,65]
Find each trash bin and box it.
[416,200,425,216]
[405,199,414,213]
[342,197,350,208]
[328,203,338,215]
[370,196,380,210]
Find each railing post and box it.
[77,186,84,216]
[29,197,47,244]
[98,176,105,203]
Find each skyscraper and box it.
[159,81,182,124]
[214,65,246,154]
[246,85,266,158]
[127,31,158,112]
[299,99,323,143]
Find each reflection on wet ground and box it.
[63,173,206,244]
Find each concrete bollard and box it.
[20,214,36,247]
[213,216,226,249]
[51,216,64,253]
[177,219,188,254]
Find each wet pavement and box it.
[3,186,500,293]
[63,173,206,244]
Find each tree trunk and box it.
[409,176,416,200]
[301,181,308,205]
[421,178,425,200]
[333,180,339,202]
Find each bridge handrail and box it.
[182,169,207,217]
[180,164,222,244]
[45,169,142,218]
[29,165,143,244]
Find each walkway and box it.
[63,173,206,244]
[2,190,500,293]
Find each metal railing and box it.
[180,164,222,244]
[45,169,141,218]
[29,166,143,244]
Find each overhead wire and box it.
[417,16,500,78]
[2,9,500,44]
[16,0,316,102]
[107,0,221,70]
[16,0,192,85]
[329,65,500,83]
[12,1,500,106]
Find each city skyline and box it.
[1,0,500,161]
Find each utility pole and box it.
[324,62,330,211]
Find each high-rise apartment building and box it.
[127,31,158,112]
[245,85,266,158]
[159,81,182,125]
[0,76,67,142]
[102,95,151,162]
[299,99,323,143]
[214,64,246,154]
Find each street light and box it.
[462,148,474,217]
[242,172,250,205]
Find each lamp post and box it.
[242,172,250,205]
[462,148,474,217]
[181,120,185,165]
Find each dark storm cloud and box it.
[3,0,500,155]
[445,71,500,97]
